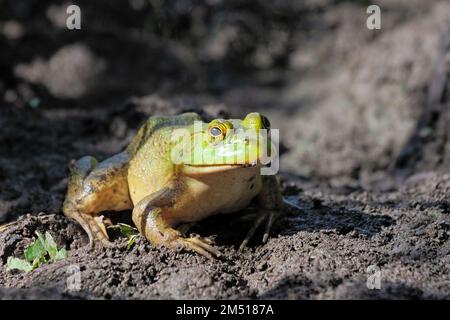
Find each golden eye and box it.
[208,120,232,140]
[209,126,223,137]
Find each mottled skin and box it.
[62,112,283,258]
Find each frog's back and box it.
[126,113,201,204]
[126,112,201,157]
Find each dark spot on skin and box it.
[98,174,107,182]
[250,183,254,190]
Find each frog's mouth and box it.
[183,162,258,175]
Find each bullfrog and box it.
[62,112,283,259]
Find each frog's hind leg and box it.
[132,188,222,260]
[63,156,111,247]
[63,152,133,248]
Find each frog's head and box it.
[171,112,271,175]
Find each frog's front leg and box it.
[239,175,284,250]
[132,187,221,259]
[63,152,133,247]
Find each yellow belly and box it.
[164,167,262,225]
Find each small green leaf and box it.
[108,223,138,249]
[35,231,45,243]
[117,223,138,237]
[44,232,58,260]
[24,237,46,262]
[6,257,33,273]
[6,230,68,273]
[54,248,67,261]
[127,234,138,250]
[31,255,47,269]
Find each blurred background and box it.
[1,0,450,220]
[2,0,450,300]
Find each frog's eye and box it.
[209,126,223,138]
[261,115,271,129]
[208,120,232,141]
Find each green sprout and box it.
[6,231,67,273]
[109,223,139,250]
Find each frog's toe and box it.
[190,233,215,244]
[239,212,266,251]
[86,234,115,250]
[75,213,115,249]
[177,237,222,260]
[239,210,277,251]
[187,237,221,256]
[93,238,115,249]
[262,211,276,243]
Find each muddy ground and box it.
[0,0,450,299]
